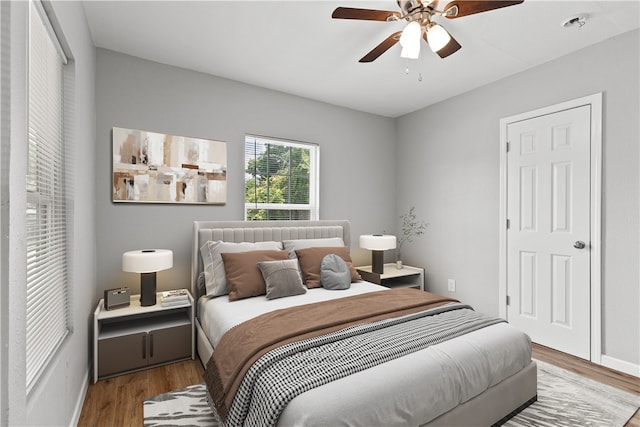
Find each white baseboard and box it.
[70,368,90,427]
[601,354,640,378]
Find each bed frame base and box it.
[424,361,537,426]
[491,395,538,426]
[196,319,214,367]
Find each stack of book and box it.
[161,289,190,307]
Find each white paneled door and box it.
[506,105,591,360]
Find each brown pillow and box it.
[221,250,289,301]
[295,246,361,289]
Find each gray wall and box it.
[395,29,639,367]
[95,49,397,297]
[3,1,96,425]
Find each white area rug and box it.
[504,360,639,427]
[143,360,639,426]
[144,383,220,427]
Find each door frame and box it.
[498,93,603,364]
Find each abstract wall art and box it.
[112,127,227,204]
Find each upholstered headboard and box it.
[191,220,351,298]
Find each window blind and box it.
[244,135,319,220]
[26,1,70,391]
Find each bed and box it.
[191,220,537,426]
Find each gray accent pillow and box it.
[257,259,306,300]
[320,254,351,290]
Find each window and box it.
[245,135,319,220]
[26,1,70,391]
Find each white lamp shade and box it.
[123,249,173,273]
[400,21,421,59]
[400,45,420,59]
[359,235,396,251]
[427,23,451,53]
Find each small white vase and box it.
[396,260,403,269]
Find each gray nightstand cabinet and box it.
[93,291,194,383]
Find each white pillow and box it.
[282,237,345,258]
[200,240,282,297]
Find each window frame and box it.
[25,0,71,393]
[244,134,319,221]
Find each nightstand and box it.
[93,290,194,383]
[357,263,425,291]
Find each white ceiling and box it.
[82,0,640,117]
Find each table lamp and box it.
[122,249,173,306]
[359,235,396,274]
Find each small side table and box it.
[357,263,425,291]
[93,290,194,383]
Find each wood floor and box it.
[78,360,204,427]
[78,344,639,426]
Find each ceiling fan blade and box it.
[443,1,524,19]
[359,32,402,63]
[332,7,401,21]
[423,29,461,58]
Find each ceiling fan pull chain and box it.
[403,62,423,82]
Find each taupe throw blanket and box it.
[204,288,458,421]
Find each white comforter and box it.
[198,283,532,426]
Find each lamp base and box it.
[372,250,384,274]
[140,272,157,306]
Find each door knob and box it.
[574,241,586,249]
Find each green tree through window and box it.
[245,135,318,220]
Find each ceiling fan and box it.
[332,0,524,62]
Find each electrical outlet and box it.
[448,279,456,292]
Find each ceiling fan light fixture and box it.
[400,20,421,59]
[426,23,451,53]
[333,0,524,63]
[400,44,420,59]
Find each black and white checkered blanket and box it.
[224,303,504,427]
